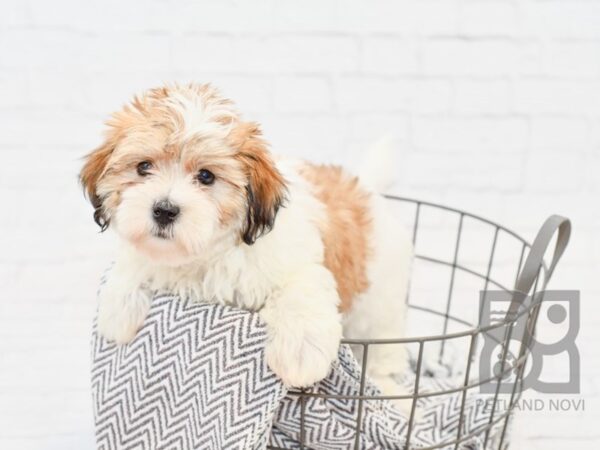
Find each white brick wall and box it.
[1,1,598,448]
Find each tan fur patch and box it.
[230,122,287,245]
[80,139,115,206]
[300,164,372,312]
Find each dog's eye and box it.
[197,169,215,185]
[137,161,153,176]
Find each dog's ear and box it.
[233,122,287,245]
[80,139,115,231]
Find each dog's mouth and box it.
[152,226,174,240]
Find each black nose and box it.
[152,200,180,226]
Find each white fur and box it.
[343,194,414,410]
[357,135,398,193]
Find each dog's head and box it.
[80,83,287,265]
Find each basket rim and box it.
[383,194,530,245]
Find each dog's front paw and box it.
[265,333,339,387]
[97,288,151,345]
[264,319,342,388]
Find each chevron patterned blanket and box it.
[91,295,507,450]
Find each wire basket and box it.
[279,196,571,450]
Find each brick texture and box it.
[1,1,598,448]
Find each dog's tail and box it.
[355,136,397,194]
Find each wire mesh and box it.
[268,196,565,450]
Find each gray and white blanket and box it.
[91,295,507,449]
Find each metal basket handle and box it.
[509,215,571,314]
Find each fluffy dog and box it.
[80,83,413,394]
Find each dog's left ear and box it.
[233,122,287,245]
[80,139,115,231]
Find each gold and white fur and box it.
[81,83,413,395]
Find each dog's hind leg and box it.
[342,194,414,414]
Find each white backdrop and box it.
[1,1,599,449]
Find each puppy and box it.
[81,83,413,394]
